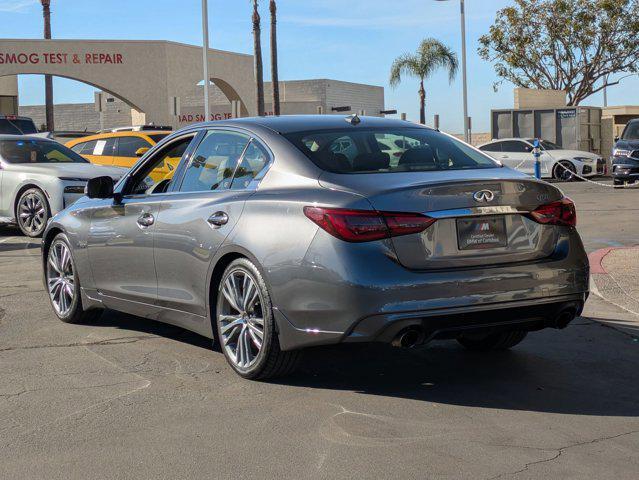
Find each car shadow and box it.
[85,309,639,417]
[0,227,40,252]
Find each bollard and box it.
[532,138,541,179]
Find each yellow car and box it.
[66,130,176,180]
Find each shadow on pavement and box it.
[87,309,639,417]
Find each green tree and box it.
[252,0,265,116]
[478,0,639,105]
[390,39,458,125]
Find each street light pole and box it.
[436,0,469,142]
[459,0,469,143]
[201,0,210,121]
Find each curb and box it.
[588,247,614,274]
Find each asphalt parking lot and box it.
[1,180,638,480]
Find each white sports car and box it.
[0,135,125,237]
[478,138,605,180]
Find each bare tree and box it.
[478,0,639,105]
[41,0,54,131]
[390,39,458,125]
[269,0,280,116]
[252,0,265,116]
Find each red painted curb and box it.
[588,247,614,274]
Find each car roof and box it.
[194,115,428,134]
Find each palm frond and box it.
[389,53,422,87]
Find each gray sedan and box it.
[41,116,589,379]
[0,135,125,237]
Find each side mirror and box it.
[85,176,114,199]
[135,147,150,157]
[614,136,620,142]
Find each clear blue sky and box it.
[1,0,638,132]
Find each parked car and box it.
[610,118,639,186]
[65,130,173,179]
[42,116,589,379]
[0,115,38,135]
[32,130,96,144]
[0,135,125,237]
[478,138,605,180]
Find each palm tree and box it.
[269,0,280,116]
[41,0,54,131]
[390,38,458,125]
[252,0,265,116]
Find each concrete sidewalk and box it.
[587,246,639,337]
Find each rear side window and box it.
[179,130,250,192]
[480,142,502,152]
[500,141,531,153]
[231,141,270,190]
[148,134,170,144]
[284,128,499,174]
[117,136,150,157]
[77,140,98,155]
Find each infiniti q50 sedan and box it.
[41,116,589,379]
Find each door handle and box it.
[207,211,229,228]
[137,212,155,228]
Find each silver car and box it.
[0,135,125,237]
[41,116,589,379]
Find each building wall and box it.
[514,88,566,109]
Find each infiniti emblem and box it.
[473,189,495,203]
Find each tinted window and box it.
[117,136,151,157]
[148,134,170,144]
[77,140,98,155]
[480,142,502,152]
[285,128,499,174]
[70,143,84,153]
[500,141,531,153]
[231,141,270,190]
[622,121,639,140]
[0,118,37,135]
[179,130,250,192]
[0,139,88,164]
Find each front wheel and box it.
[45,233,102,324]
[552,161,577,182]
[16,188,49,237]
[215,258,300,379]
[457,330,527,351]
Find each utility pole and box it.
[41,0,54,132]
[201,0,210,121]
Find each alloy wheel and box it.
[46,241,75,317]
[218,269,265,369]
[18,192,46,235]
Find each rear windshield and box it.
[284,127,500,174]
[0,139,88,164]
[0,118,38,135]
[622,122,639,140]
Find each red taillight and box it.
[528,198,576,227]
[303,207,435,242]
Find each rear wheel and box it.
[215,258,300,379]
[45,233,102,324]
[16,188,49,237]
[457,330,527,351]
[613,178,624,188]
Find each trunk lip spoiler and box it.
[425,205,529,218]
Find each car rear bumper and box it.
[272,229,589,351]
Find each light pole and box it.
[201,0,210,121]
[436,0,469,143]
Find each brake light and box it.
[528,198,576,227]
[304,207,436,242]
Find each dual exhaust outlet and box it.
[390,306,578,348]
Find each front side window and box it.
[479,142,502,152]
[501,141,531,153]
[284,127,499,174]
[179,130,250,193]
[117,136,151,157]
[127,136,195,195]
[0,139,88,164]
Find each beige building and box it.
[0,38,384,130]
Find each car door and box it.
[85,133,198,313]
[153,129,271,322]
[500,140,534,174]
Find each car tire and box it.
[16,188,49,237]
[613,178,624,187]
[215,258,300,380]
[45,233,103,324]
[552,161,577,182]
[457,330,528,351]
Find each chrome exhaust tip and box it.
[391,327,424,348]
